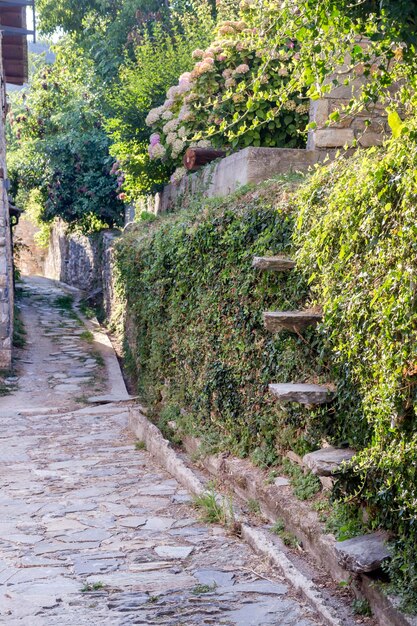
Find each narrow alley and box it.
[0,277,319,625]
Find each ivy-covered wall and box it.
[113,176,358,467]
[113,135,417,609]
[294,130,417,611]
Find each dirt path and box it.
[0,276,319,625]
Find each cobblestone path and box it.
[0,277,319,625]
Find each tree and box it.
[8,39,124,232]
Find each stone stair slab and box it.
[334,532,391,573]
[252,256,295,271]
[269,383,335,405]
[264,310,322,333]
[303,447,355,476]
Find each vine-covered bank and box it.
[114,177,330,465]
[114,123,417,611]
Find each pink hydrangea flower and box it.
[150,133,161,147]
[234,63,250,75]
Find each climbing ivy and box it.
[113,176,338,465]
[294,121,417,611]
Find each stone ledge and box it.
[153,147,324,214]
[335,533,391,573]
[303,447,356,476]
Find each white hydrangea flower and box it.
[163,118,180,135]
[171,139,185,158]
[234,63,250,75]
[167,85,181,100]
[166,132,177,146]
[145,106,164,127]
[149,143,166,159]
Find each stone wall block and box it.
[357,132,384,148]
[309,100,329,128]
[314,128,355,148]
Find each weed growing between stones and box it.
[135,440,146,450]
[351,599,372,617]
[271,519,300,549]
[192,584,217,595]
[192,487,235,529]
[79,331,94,343]
[54,295,74,311]
[281,459,321,501]
[81,582,104,593]
[13,305,26,349]
[0,372,11,397]
[247,499,261,515]
[323,502,366,542]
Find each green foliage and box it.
[386,536,417,613]
[36,0,162,78]
[192,488,232,525]
[247,498,261,514]
[13,306,26,349]
[190,0,417,145]
[351,599,372,617]
[192,583,217,594]
[53,295,74,311]
[271,519,285,535]
[270,518,300,548]
[324,502,366,541]
[294,121,417,608]
[81,581,104,592]
[282,459,321,501]
[7,39,124,233]
[146,15,309,182]
[113,177,332,461]
[79,331,94,343]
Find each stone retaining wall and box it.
[0,36,14,370]
[15,218,120,324]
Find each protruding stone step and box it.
[335,533,391,573]
[264,310,322,333]
[87,394,138,404]
[269,383,335,405]
[252,256,296,271]
[303,447,355,476]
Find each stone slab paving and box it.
[1,277,106,413]
[0,277,319,625]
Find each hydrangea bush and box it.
[146,12,310,184]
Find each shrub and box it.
[146,12,309,183]
[8,39,124,233]
[106,1,216,201]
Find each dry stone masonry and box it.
[0,33,14,370]
[308,42,389,151]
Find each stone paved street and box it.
[0,277,319,625]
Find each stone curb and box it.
[76,312,130,401]
[128,406,344,626]
[241,524,342,626]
